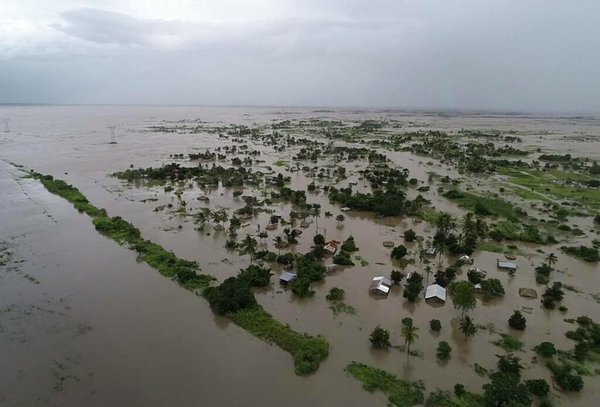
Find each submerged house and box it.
[325,264,339,273]
[497,260,517,272]
[425,284,447,303]
[324,240,340,254]
[279,271,297,286]
[369,276,393,295]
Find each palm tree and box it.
[194,208,212,230]
[459,316,477,342]
[545,253,558,269]
[211,209,229,229]
[273,235,284,255]
[311,204,321,234]
[401,318,419,359]
[240,234,258,263]
[424,265,432,291]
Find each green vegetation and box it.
[329,303,357,315]
[403,272,424,302]
[230,308,329,375]
[326,287,345,301]
[370,326,391,349]
[561,245,600,262]
[345,362,425,407]
[442,189,525,221]
[534,342,557,358]
[508,310,527,330]
[429,319,442,332]
[498,167,600,213]
[492,334,524,352]
[32,172,328,376]
[436,341,452,361]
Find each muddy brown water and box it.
[1,105,599,406]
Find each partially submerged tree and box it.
[369,326,391,349]
[401,318,419,359]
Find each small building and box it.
[324,240,340,254]
[497,260,517,272]
[369,276,392,295]
[325,264,339,273]
[341,207,351,212]
[425,284,447,303]
[458,255,474,265]
[279,272,297,286]
[424,246,437,257]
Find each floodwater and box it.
[1,105,599,406]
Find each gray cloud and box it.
[1,1,599,112]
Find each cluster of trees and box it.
[535,253,557,284]
[114,162,263,187]
[432,212,488,257]
[403,273,424,302]
[541,282,565,309]
[204,265,272,315]
[290,255,326,297]
[328,185,429,217]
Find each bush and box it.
[326,287,345,301]
[525,379,550,397]
[430,319,442,332]
[204,277,257,315]
[534,342,557,358]
[480,278,505,299]
[436,341,452,360]
[390,270,404,285]
[403,272,423,302]
[547,361,584,392]
[404,229,417,242]
[391,245,408,260]
[290,277,314,297]
[370,326,391,348]
[313,233,325,245]
[509,310,527,330]
[333,251,355,265]
[341,236,359,252]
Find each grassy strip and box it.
[345,362,425,407]
[31,172,329,374]
[230,308,329,375]
[442,189,525,221]
[498,168,600,212]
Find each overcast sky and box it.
[1,0,599,112]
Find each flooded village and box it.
[1,106,600,406]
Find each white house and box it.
[369,276,393,295]
[425,284,447,303]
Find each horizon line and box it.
[0,102,598,118]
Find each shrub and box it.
[404,229,417,242]
[403,272,423,302]
[509,310,527,330]
[290,277,314,297]
[326,287,345,301]
[547,361,584,392]
[370,326,391,349]
[390,270,404,285]
[534,342,557,358]
[480,278,505,299]
[341,236,359,252]
[313,233,325,245]
[436,341,452,360]
[525,379,550,397]
[333,251,355,265]
[391,245,408,260]
[430,319,442,332]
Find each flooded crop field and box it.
[1,105,599,406]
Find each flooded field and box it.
[1,105,599,406]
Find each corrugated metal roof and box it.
[425,284,447,301]
[280,272,297,282]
